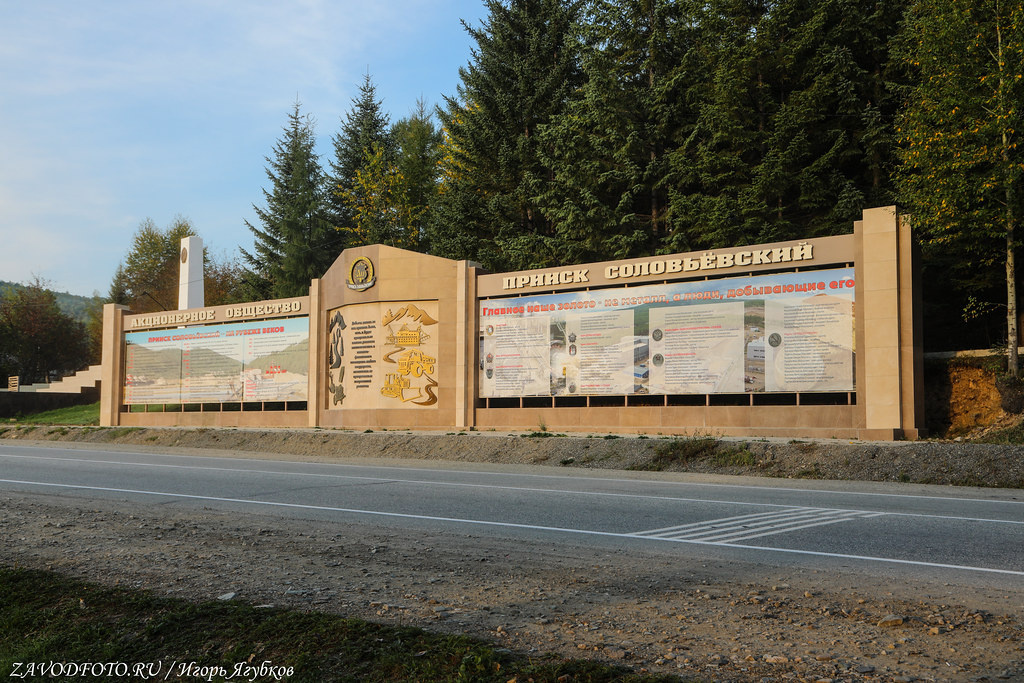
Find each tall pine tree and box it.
[393,100,444,251]
[537,0,699,261]
[328,74,393,245]
[432,0,582,270]
[242,101,333,299]
[668,0,907,251]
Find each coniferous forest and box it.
[239,0,1022,355]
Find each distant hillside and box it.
[0,281,97,324]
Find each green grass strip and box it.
[0,567,685,682]
[7,402,100,426]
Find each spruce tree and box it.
[747,0,904,242]
[664,0,767,251]
[432,0,582,270]
[537,0,698,261]
[241,101,333,299]
[668,0,907,251]
[328,74,393,243]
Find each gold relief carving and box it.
[383,304,438,327]
[397,349,435,376]
[380,303,439,406]
[347,257,376,291]
[385,324,430,346]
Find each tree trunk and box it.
[1007,190,1018,377]
[998,8,1018,377]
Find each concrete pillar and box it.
[854,206,923,439]
[178,235,204,310]
[307,278,323,427]
[99,303,128,426]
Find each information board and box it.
[124,317,309,404]
[479,268,854,397]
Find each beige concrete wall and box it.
[852,206,923,439]
[99,207,922,440]
[120,410,309,428]
[316,245,476,431]
[474,405,859,439]
[99,303,128,426]
[100,296,312,428]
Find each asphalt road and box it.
[2,442,1022,593]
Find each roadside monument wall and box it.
[99,206,923,439]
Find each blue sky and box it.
[0,0,486,296]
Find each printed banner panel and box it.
[124,317,309,404]
[327,302,440,410]
[479,268,854,397]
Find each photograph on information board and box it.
[479,268,854,398]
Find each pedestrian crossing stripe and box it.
[631,507,886,544]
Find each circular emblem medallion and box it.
[347,256,376,291]
[180,247,188,263]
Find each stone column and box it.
[178,235,204,310]
[855,206,923,439]
[99,303,128,426]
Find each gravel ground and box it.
[2,426,1023,682]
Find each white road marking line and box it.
[705,513,884,543]
[2,450,1021,525]
[635,508,885,543]
[636,508,817,535]
[5,446,1024,508]
[1,477,1022,577]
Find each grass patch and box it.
[8,401,100,426]
[106,427,143,438]
[0,567,678,683]
[629,436,754,472]
[974,420,1024,444]
[794,464,822,479]
[710,446,756,468]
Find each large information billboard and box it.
[124,317,309,404]
[479,268,854,398]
